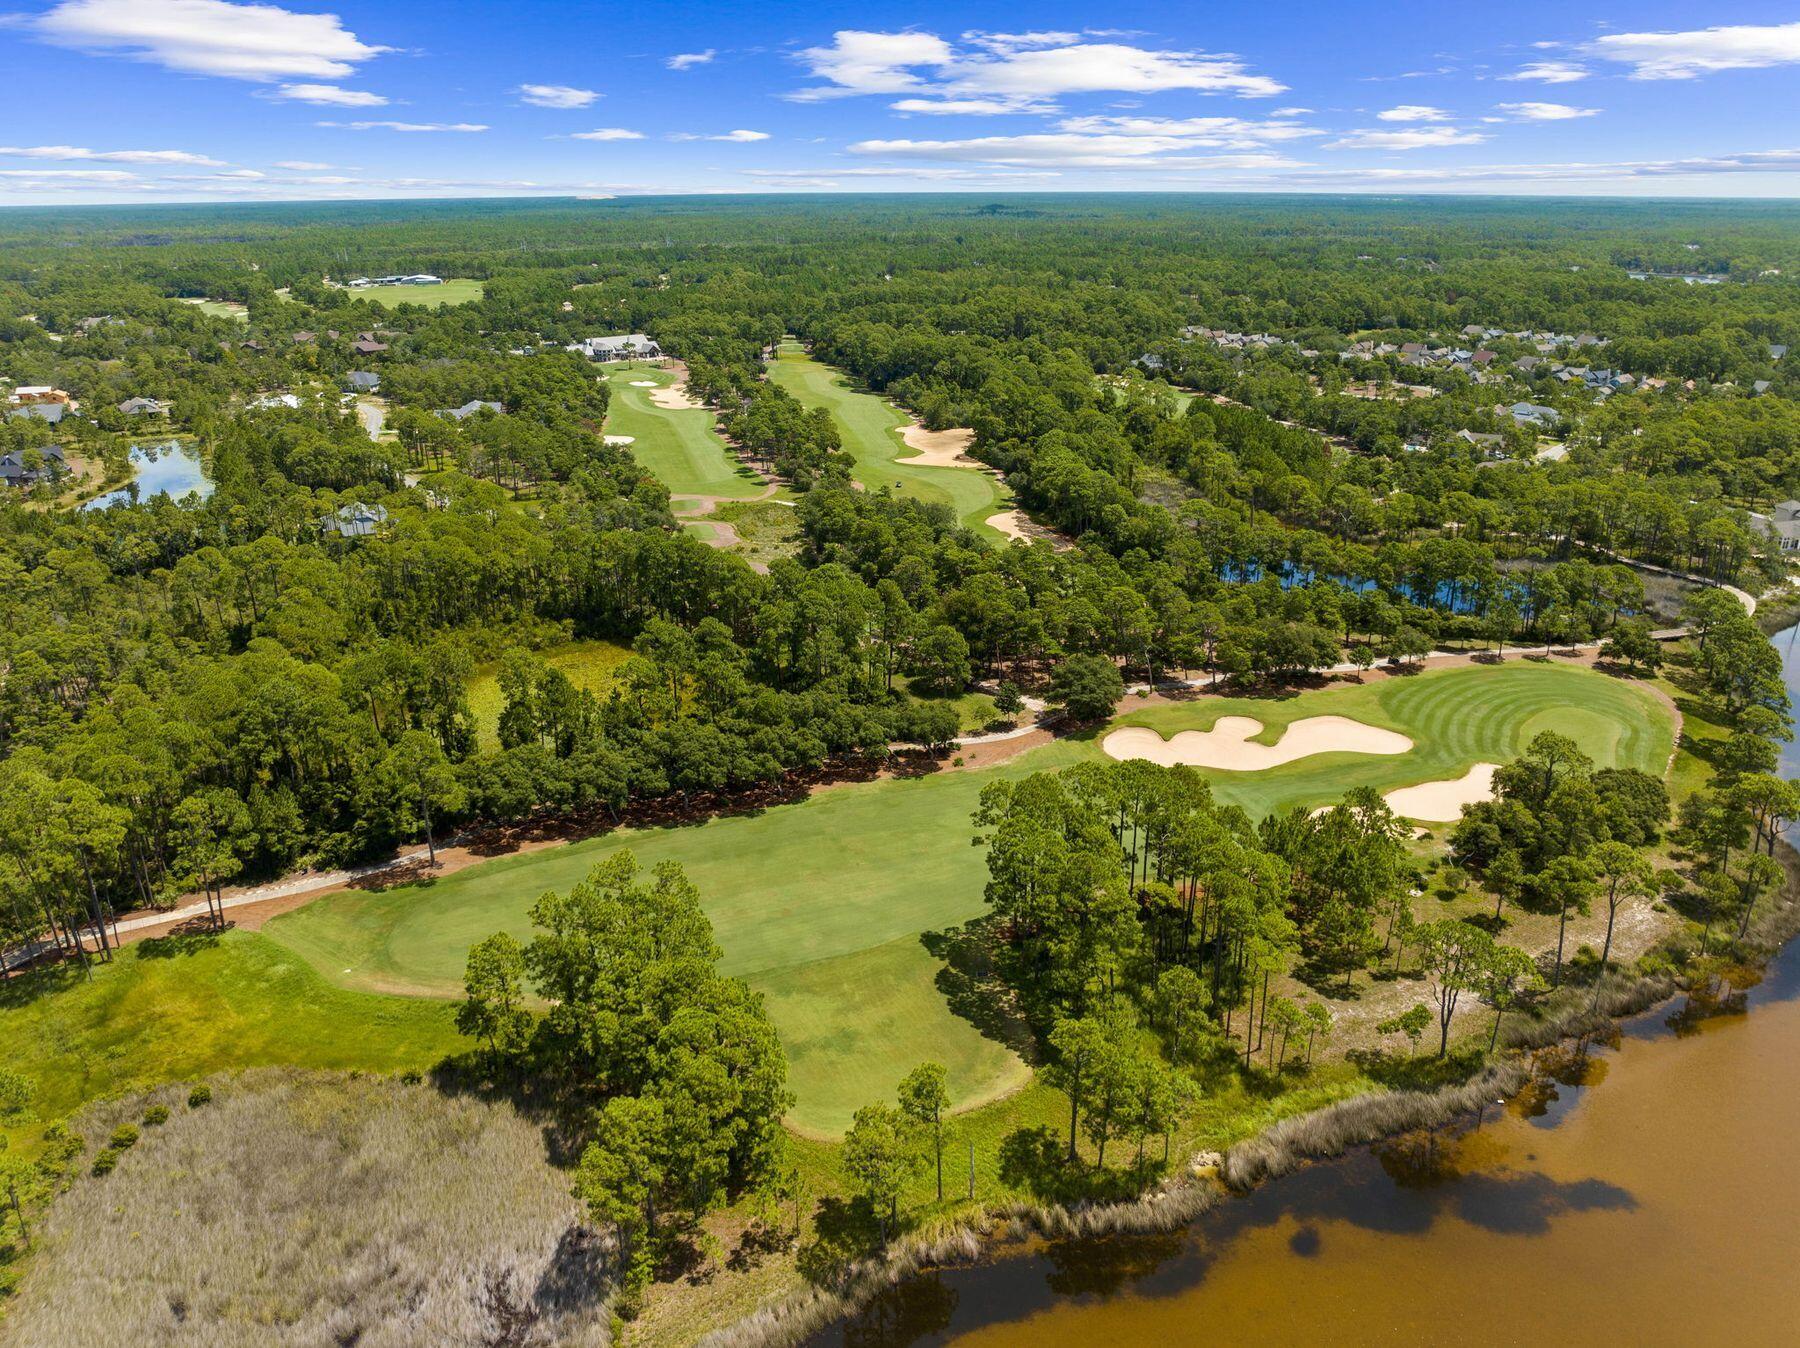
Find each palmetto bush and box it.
[8,1070,614,1348]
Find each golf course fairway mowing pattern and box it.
[601,364,767,502]
[768,345,1010,540]
[265,660,1672,1135]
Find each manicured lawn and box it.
[346,278,485,308]
[183,298,247,321]
[266,659,1672,1135]
[1110,659,1673,820]
[601,363,768,501]
[464,639,633,750]
[767,344,1009,540]
[0,933,464,1152]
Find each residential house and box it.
[117,396,169,416]
[1771,344,1788,361]
[0,444,67,487]
[351,338,389,356]
[8,385,70,407]
[1507,401,1560,427]
[435,399,504,421]
[320,502,389,539]
[346,371,381,393]
[6,401,71,425]
[1764,500,1800,553]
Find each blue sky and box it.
[2,0,1798,203]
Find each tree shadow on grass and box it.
[920,918,1039,1064]
[136,924,225,958]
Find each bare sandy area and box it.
[896,424,978,467]
[1103,715,1412,771]
[629,380,657,387]
[602,434,634,446]
[648,382,703,411]
[987,508,1073,550]
[1382,762,1499,821]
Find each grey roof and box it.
[118,396,167,414]
[320,502,389,538]
[569,333,660,358]
[6,402,70,424]
[0,445,67,483]
[436,399,504,420]
[346,371,381,390]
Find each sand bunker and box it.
[1381,763,1499,821]
[1103,716,1412,772]
[987,509,1072,550]
[648,382,704,411]
[602,434,635,446]
[897,424,978,468]
[628,380,657,387]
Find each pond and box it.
[814,626,1800,1346]
[82,439,212,510]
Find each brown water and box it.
[827,951,1800,1346]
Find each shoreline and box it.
[707,846,1800,1348]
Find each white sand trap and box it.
[987,509,1072,550]
[1382,763,1499,822]
[628,380,657,387]
[1103,715,1412,772]
[897,424,978,467]
[649,382,704,411]
[602,434,635,446]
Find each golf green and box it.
[601,363,769,502]
[266,660,1672,1134]
[767,344,1010,540]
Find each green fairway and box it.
[600,363,768,502]
[182,298,248,321]
[345,279,485,308]
[0,932,464,1151]
[767,344,1010,540]
[464,638,633,750]
[266,660,1672,1134]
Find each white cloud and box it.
[0,168,136,180]
[1586,22,1800,80]
[0,144,222,165]
[669,129,769,142]
[1376,105,1449,122]
[571,128,644,141]
[34,0,388,81]
[1496,101,1598,121]
[849,133,1302,170]
[1326,126,1488,150]
[321,121,488,133]
[667,50,714,70]
[891,97,1049,115]
[1270,106,1314,116]
[1501,61,1590,83]
[791,29,1283,104]
[1056,114,1320,145]
[273,160,334,170]
[518,83,599,109]
[270,83,386,107]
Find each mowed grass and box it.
[1109,660,1674,819]
[266,660,1669,1134]
[182,298,248,321]
[601,363,768,502]
[767,344,1009,540]
[464,639,633,750]
[0,933,464,1154]
[346,278,485,308]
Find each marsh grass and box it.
[6,1070,614,1348]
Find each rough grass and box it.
[0,933,465,1159]
[6,1070,612,1347]
[269,660,1674,1134]
[767,345,1009,540]
[601,363,767,501]
[465,639,633,750]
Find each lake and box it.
[82,439,212,510]
[816,626,1800,1347]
